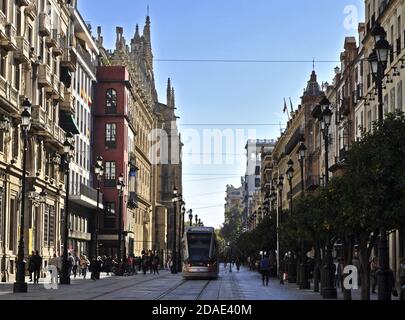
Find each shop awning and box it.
[59,111,80,135]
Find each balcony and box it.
[60,47,77,72]
[24,2,37,20]
[46,29,58,48]
[52,35,64,56]
[38,64,52,88]
[0,77,19,113]
[71,183,103,209]
[75,43,96,74]
[31,105,47,133]
[57,81,65,102]
[14,36,30,63]
[38,13,51,37]
[59,88,75,115]
[0,24,17,51]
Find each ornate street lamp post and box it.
[286,159,294,217]
[188,209,193,227]
[13,99,32,293]
[277,175,284,282]
[116,173,125,276]
[94,156,104,257]
[369,23,391,301]
[60,132,75,285]
[297,137,310,290]
[318,96,337,299]
[178,197,184,272]
[171,187,179,274]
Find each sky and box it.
[78,0,365,229]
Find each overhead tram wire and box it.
[155,58,341,64]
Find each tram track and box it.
[154,279,212,301]
[87,273,173,300]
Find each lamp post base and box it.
[323,287,337,299]
[13,281,27,293]
[299,264,310,290]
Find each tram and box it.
[182,226,219,279]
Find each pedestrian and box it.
[80,255,90,279]
[48,254,59,284]
[68,252,75,277]
[247,256,251,271]
[72,254,80,278]
[260,254,270,286]
[235,258,241,272]
[32,250,43,284]
[28,251,35,282]
[90,257,97,281]
[152,255,159,275]
[370,257,378,294]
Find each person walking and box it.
[28,251,35,282]
[32,251,43,284]
[235,258,241,272]
[152,255,159,275]
[260,254,270,286]
[72,254,80,278]
[90,257,97,281]
[80,255,90,279]
[371,257,378,294]
[48,254,59,284]
[67,252,75,278]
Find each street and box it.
[0,266,375,300]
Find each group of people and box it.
[26,250,164,283]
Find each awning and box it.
[59,110,80,135]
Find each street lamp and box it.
[60,132,75,285]
[188,209,193,227]
[178,197,184,272]
[171,187,179,274]
[317,96,337,299]
[276,175,284,280]
[116,173,125,276]
[369,23,392,301]
[13,99,32,293]
[297,137,307,194]
[94,156,104,257]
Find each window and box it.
[106,89,117,113]
[397,81,403,111]
[104,202,116,229]
[390,87,396,112]
[0,49,6,78]
[49,206,55,244]
[0,0,7,15]
[12,127,18,160]
[104,161,116,187]
[105,123,117,149]
[0,131,3,152]
[44,204,49,244]
[8,198,16,251]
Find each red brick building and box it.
[94,66,138,256]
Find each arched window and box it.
[106,88,117,113]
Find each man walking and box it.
[28,251,35,282]
[260,254,270,286]
[32,251,43,284]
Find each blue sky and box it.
[78,0,365,228]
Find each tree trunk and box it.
[359,238,371,300]
[314,242,321,292]
[342,236,353,300]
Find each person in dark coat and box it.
[28,251,35,282]
[32,251,43,284]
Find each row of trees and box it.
[235,111,405,300]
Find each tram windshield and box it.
[187,233,212,262]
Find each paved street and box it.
[0,266,377,300]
